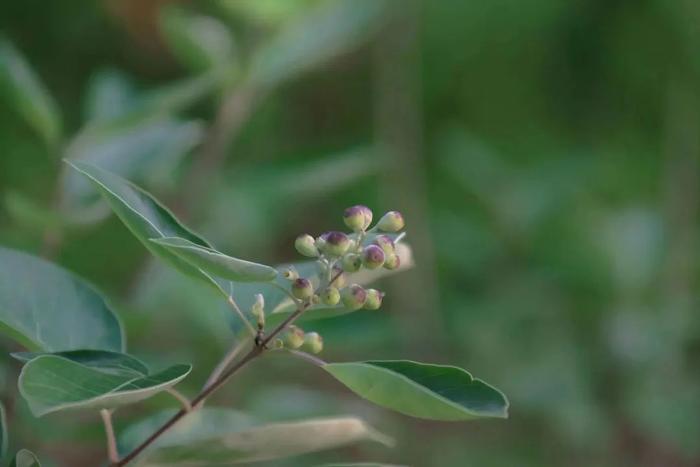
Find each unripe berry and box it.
[251,293,265,327]
[282,267,299,281]
[291,278,314,300]
[341,284,367,310]
[320,231,350,256]
[362,244,385,269]
[377,211,405,232]
[302,331,324,354]
[282,325,305,349]
[363,288,384,310]
[341,253,362,272]
[321,286,340,305]
[312,294,321,305]
[295,234,319,257]
[384,253,401,270]
[374,235,395,255]
[343,205,373,232]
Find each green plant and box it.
[0,163,507,465]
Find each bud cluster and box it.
[290,205,404,316]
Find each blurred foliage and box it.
[1,0,700,466]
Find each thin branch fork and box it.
[113,272,344,466]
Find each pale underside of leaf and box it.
[10,449,41,467]
[19,355,191,416]
[120,408,392,466]
[151,237,277,283]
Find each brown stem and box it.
[114,299,314,466]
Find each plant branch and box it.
[286,349,327,367]
[227,294,257,337]
[114,267,345,466]
[100,409,119,464]
[115,301,314,466]
[201,338,248,394]
[166,388,192,412]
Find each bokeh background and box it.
[2,0,700,466]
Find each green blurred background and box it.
[1,0,699,465]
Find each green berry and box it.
[362,245,385,269]
[363,288,384,310]
[321,286,340,305]
[341,284,367,310]
[377,211,405,232]
[343,205,373,232]
[341,253,362,272]
[282,267,299,281]
[320,231,350,256]
[374,235,395,255]
[291,278,314,300]
[295,234,319,257]
[384,253,401,270]
[302,332,324,354]
[251,293,265,326]
[282,325,305,349]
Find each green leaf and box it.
[159,7,236,72]
[151,237,277,283]
[10,449,41,467]
[249,0,387,88]
[0,246,124,352]
[66,161,217,287]
[18,355,191,417]
[0,401,7,459]
[63,118,204,210]
[323,360,508,421]
[119,408,392,465]
[0,38,61,147]
[12,350,149,378]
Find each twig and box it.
[100,409,119,464]
[166,389,192,412]
[286,349,327,367]
[114,270,344,466]
[227,294,257,338]
[201,338,248,393]
[115,302,311,466]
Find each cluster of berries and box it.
[271,206,405,354]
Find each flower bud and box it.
[374,235,395,255]
[377,211,405,232]
[383,253,401,270]
[302,331,324,354]
[251,293,265,327]
[362,245,385,269]
[282,325,305,349]
[343,205,373,232]
[363,288,384,310]
[332,266,347,288]
[295,234,319,257]
[321,286,340,305]
[320,231,350,257]
[291,278,314,300]
[341,284,367,310]
[282,266,299,281]
[273,338,284,349]
[341,253,362,272]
